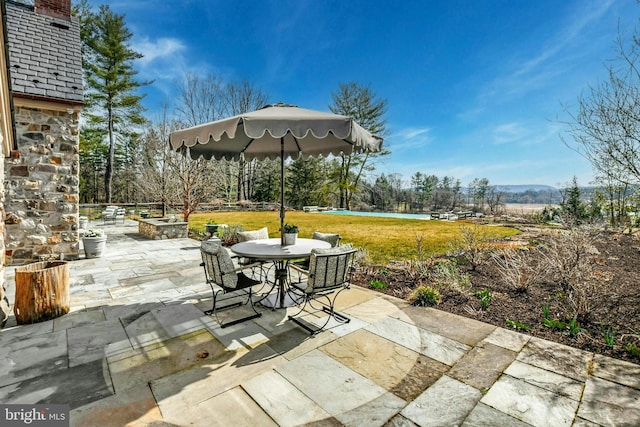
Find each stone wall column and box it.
[4,105,80,265]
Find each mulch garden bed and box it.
[351,227,640,364]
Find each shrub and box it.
[409,285,442,306]
[433,259,471,292]
[492,247,545,292]
[397,258,433,282]
[217,224,245,246]
[541,225,599,321]
[449,223,497,270]
[541,225,598,290]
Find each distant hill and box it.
[494,184,558,193]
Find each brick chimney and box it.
[34,0,71,21]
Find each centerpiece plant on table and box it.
[283,223,299,245]
[283,223,299,234]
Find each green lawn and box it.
[189,211,520,265]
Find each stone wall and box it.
[4,105,80,265]
[138,218,189,240]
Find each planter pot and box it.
[140,212,150,218]
[283,233,298,246]
[205,224,219,235]
[83,235,107,258]
[79,217,88,230]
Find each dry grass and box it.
[188,211,520,264]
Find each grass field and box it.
[189,211,520,264]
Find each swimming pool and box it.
[319,210,431,220]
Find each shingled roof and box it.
[5,1,82,104]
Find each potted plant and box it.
[82,229,107,258]
[205,220,219,235]
[283,223,299,245]
[139,209,150,219]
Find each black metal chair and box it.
[200,240,264,328]
[288,244,357,334]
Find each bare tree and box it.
[171,74,270,217]
[223,80,268,202]
[172,73,229,220]
[486,186,505,214]
[563,32,640,185]
[175,72,225,126]
[592,168,630,227]
[138,107,175,216]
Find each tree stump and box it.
[14,261,70,324]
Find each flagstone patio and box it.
[0,220,638,426]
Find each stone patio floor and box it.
[1,220,639,426]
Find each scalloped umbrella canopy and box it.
[169,103,383,244]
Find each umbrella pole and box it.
[280,138,285,246]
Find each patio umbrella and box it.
[169,102,383,245]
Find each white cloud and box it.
[476,1,616,104]
[132,36,186,67]
[492,122,527,145]
[513,0,614,80]
[387,126,432,151]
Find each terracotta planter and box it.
[83,235,107,258]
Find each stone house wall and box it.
[4,104,80,264]
[3,0,83,267]
[0,130,7,325]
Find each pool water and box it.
[319,210,431,220]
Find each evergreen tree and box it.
[78,3,149,202]
[252,160,280,203]
[560,176,587,224]
[285,157,328,209]
[329,82,388,209]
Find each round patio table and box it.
[231,238,331,308]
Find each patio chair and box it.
[235,226,270,269]
[102,206,118,224]
[289,231,342,277]
[312,231,342,247]
[237,227,269,242]
[114,208,126,224]
[200,240,263,328]
[288,244,357,334]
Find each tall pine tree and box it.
[329,82,388,209]
[78,3,149,202]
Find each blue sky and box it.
[87,0,639,187]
